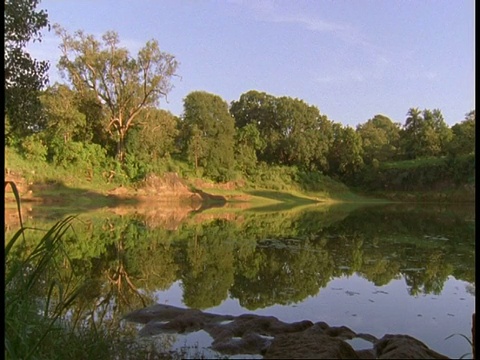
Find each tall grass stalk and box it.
[4,181,204,360]
[4,181,112,359]
[445,332,474,359]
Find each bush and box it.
[123,152,152,182]
[50,140,85,167]
[20,134,48,162]
[355,155,475,192]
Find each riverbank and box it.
[5,168,383,212]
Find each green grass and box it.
[6,145,384,213]
[5,146,123,193]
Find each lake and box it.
[6,200,475,359]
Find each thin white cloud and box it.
[230,0,372,49]
[230,0,398,86]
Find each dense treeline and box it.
[5,1,475,193]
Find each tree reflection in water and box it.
[7,202,474,354]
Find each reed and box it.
[4,181,211,360]
[5,181,124,359]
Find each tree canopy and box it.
[55,25,179,162]
[230,90,333,172]
[356,114,401,165]
[5,0,50,138]
[181,91,236,181]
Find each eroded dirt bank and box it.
[5,172,234,230]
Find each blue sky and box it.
[28,0,475,127]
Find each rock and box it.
[264,332,359,359]
[375,334,450,359]
[123,304,451,359]
[211,332,272,355]
[355,348,376,359]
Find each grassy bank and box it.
[5,146,379,210]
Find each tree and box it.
[55,26,179,162]
[230,90,281,164]
[402,107,423,159]
[448,110,475,156]
[187,124,207,171]
[5,0,50,138]
[182,91,236,181]
[126,108,179,161]
[401,108,452,159]
[356,114,401,164]
[234,123,265,174]
[275,96,333,171]
[328,124,364,180]
[230,91,333,171]
[421,109,452,156]
[40,83,86,143]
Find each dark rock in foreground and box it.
[123,304,450,359]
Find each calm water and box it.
[7,201,475,358]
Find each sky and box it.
[28,0,475,127]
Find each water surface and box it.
[6,201,475,358]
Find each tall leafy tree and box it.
[230,90,333,171]
[182,91,236,181]
[421,109,452,156]
[401,108,452,159]
[125,108,179,163]
[40,83,86,143]
[328,124,364,180]
[402,107,423,159]
[55,26,179,162]
[275,96,333,170]
[356,114,401,164]
[448,110,475,156]
[234,123,265,174]
[5,0,50,138]
[230,90,281,164]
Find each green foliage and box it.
[55,25,179,162]
[234,123,265,174]
[296,170,350,194]
[123,152,152,181]
[356,154,475,193]
[230,90,333,172]
[356,114,401,164]
[328,124,364,181]
[445,153,475,185]
[40,83,87,143]
[126,108,179,161]
[448,110,475,157]
[182,91,236,182]
[48,138,112,174]
[5,0,50,138]
[401,108,452,159]
[244,163,299,190]
[20,133,48,162]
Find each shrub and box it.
[20,134,48,162]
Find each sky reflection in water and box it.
[153,272,474,359]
